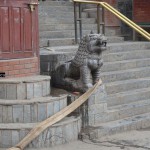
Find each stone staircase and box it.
[0,76,81,148]
[39,1,124,48]
[39,0,150,143]
[1,0,150,149]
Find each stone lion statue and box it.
[52,33,107,93]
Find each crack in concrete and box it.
[82,139,150,150]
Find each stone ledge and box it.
[0,95,67,123]
[0,116,81,148]
[0,95,67,105]
[0,75,51,84]
[0,75,51,100]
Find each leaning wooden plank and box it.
[8,79,102,150]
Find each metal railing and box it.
[73,0,150,43]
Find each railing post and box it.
[79,3,82,40]
[74,2,78,44]
[102,6,105,35]
[97,4,100,34]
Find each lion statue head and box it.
[72,33,107,67]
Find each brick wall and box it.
[133,0,150,23]
[103,0,120,27]
[88,0,120,27]
[0,57,39,78]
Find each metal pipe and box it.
[100,2,150,40]
[101,2,150,38]
[74,2,78,43]
[102,6,105,35]
[97,4,100,34]
[79,3,82,40]
[73,0,150,41]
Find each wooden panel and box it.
[24,8,32,51]
[12,7,22,51]
[0,0,39,59]
[0,7,11,53]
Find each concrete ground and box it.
[33,128,150,150]
[1,128,150,150]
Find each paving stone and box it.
[38,103,47,122]
[34,82,43,98]
[6,84,17,100]
[47,102,54,118]
[24,105,31,123]
[54,101,60,114]
[17,83,26,99]
[0,84,6,99]
[12,130,19,146]
[1,130,12,148]
[7,106,13,123]
[2,106,7,123]
[27,83,34,99]
[13,105,23,123]
[31,104,38,122]
[0,106,2,123]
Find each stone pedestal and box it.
[81,84,108,127]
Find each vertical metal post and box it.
[102,6,105,35]
[97,4,100,34]
[74,2,78,43]
[79,3,82,40]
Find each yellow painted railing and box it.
[73,0,150,41]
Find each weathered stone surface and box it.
[0,116,81,148]
[87,84,108,126]
[0,95,67,123]
[0,75,51,100]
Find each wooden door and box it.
[0,0,39,59]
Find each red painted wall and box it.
[133,0,150,23]
[103,0,120,26]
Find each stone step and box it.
[40,43,150,75]
[39,18,96,25]
[39,6,77,12]
[39,12,87,19]
[0,95,67,123]
[40,36,124,47]
[105,77,150,95]
[83,8,102,18]
[95,99,150,124]
[84,4,97,9]
[39,1,73,6]
[106,87,150,107]
[40,42,150,53]
[102,58,150,72]
[82,112,150,140]
[0,75,51,100]
[39,29,96,38]
[0,116,81,148]
[105,42,150,54]
[101,66,150,83]
[39,23,97,32]
[103,49,150,63]
[108,99,150,122]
